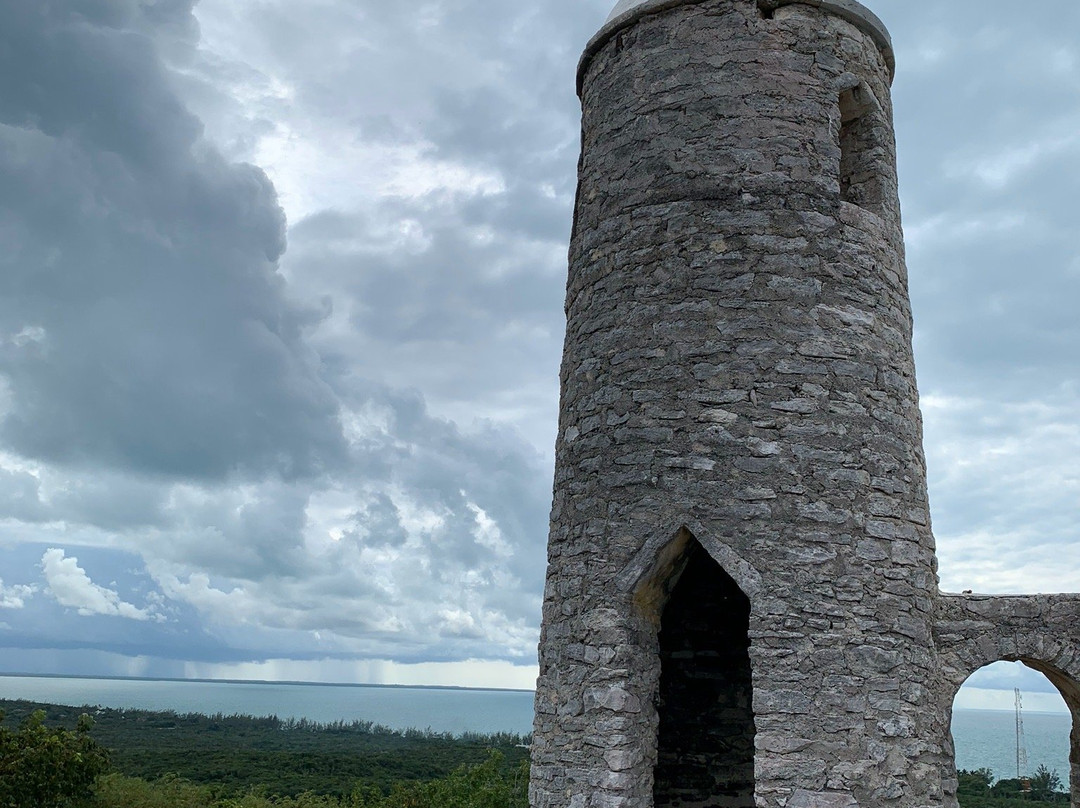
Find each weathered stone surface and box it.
[787,790,858,808]
[530,2,1080,808]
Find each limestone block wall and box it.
[531,2,948,807]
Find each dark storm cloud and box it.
[36,470,171,532]
[0,468,45,523]
[169,0,603,666]
[0,1,345,480]
[0,543,405,668]
[288,203,565,430]
[343,494,408,549]
[878,0,1080,392]
[251,0,597,456]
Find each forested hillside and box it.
[0,699,529,807]
[4,699,1068,808]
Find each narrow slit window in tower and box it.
[654,540,755,808]
[839,85,886,213]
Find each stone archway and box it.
[951,662,1072,799]
[936,594,1080,808]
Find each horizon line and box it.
[0,670,534,694]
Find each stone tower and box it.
[530,2,1080,808]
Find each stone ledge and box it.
[579,0,894,95]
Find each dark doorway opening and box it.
[653,540,755,808]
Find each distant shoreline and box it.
[0,671,534,694]
[955,706,1069,716]
[1,672,1068,714]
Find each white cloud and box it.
[0,578,34,609]
[922,391,1080,595]
[955,687,1067,714]
[40,549,161,622]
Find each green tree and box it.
[957,768,994,797]
[0,709,111,808]
[355,752,529,808]
[1029,765,1064,801]
[990,777,1026,798]
[93,772,217,808]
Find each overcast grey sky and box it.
[0,0,1078,701]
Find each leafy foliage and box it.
[1030,765,1064,801]
[0,708,111,808]
[93,772,218,808]
[8,698,1076,808]
[0,700,528,799]
[958,768,995,795]
[93,753,527,808]
[957,767,1069,808]
[355,752,529,808]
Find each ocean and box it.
[953,708,1071,783]
[0,674,535,736]
[0,675,1070,783]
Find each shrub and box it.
[361,752,529,808]
[958,768,994,797]
[94,772,216,808]
[91,753,527,808]
[0,709,111,808]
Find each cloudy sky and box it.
[0,0,1078,706]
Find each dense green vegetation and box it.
[0,699,529,807]
[0,708,110,807]
[93,751,528,808]
[957,767,1069,808]
[7,698,1073,808]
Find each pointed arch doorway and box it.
[651,534,756,808]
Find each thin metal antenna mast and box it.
[1015,687,1028,779]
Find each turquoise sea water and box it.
[0,675,1071,783]
[953,708,1071,783]
[0,674,535,736]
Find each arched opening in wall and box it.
[651,534,755,808]
[951,661,1078,807]
[838,84,887,214]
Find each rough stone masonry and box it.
[529,2,1080,808]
